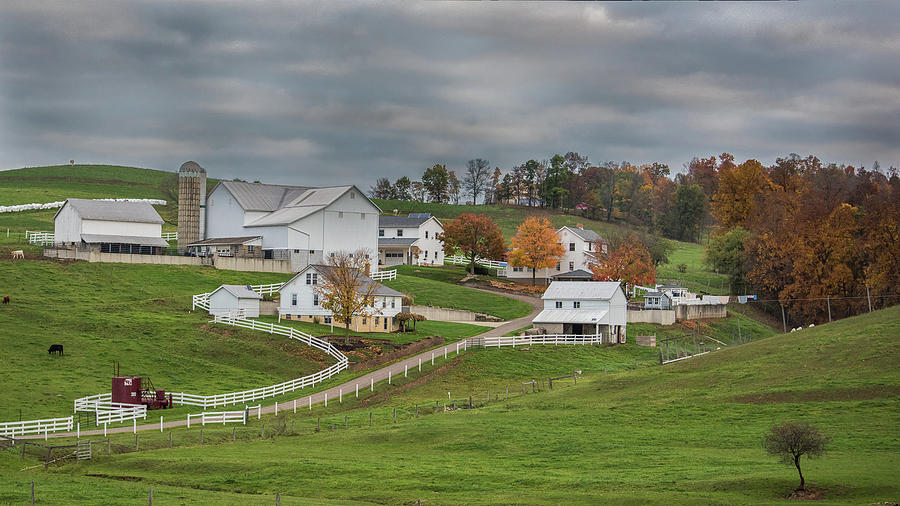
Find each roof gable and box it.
[560,226,601,243]
[211,284,262,299]
[541,281,623,300]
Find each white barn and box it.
[532,281,627,343]
[378,213,444,267]
[53,198,168,253]
[506,225,608,284]
[277,264,404,333]
[204,181,381,271]
[207,285,262,318]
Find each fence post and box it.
[369,412,372,427]
[389,371,391,385]
[444,348,447,359]
[169,432,173,447]
[419,358,422,371]
[160,416,163,433]
[340,389,342,403]
[293,399,297,414]
[133,419,136,434]
[371,377,374,391]
[275,402,278,416]
[356,384,359,398]
[309,396,312,411]
[325,393,328,407]
[405,364,407,378]
[431,352,434,365]
[77,422,80,438]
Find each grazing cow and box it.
[11,250,25,259]
[48,344,64,356]
[2,296,9,304]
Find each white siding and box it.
[53,203,82,243]
[208,290,260,318]
[81,219,161,238]
[204,185,248,240]
[416,218,444,266]
[505,227,597,281]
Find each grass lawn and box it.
[383,274,532,320]
[9,306,897,504]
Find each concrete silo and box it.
[177,161,206,252]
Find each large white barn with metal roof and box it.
[53,198,168,254]
[203,181,380,271]
[532,281,627,343]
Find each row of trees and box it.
[371,159,498,205]
[704,154,900,323]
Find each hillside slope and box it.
[6,307,895,504]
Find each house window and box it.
[384,318,388,330]
[350,191,355,199]
[247,245,255,253]
[310,250,315,255]
[291,294,297,306]
[555,301,562,308]
[556,262,560,271]
[306,273,312,285]
[397,229,403,237]
[569,261,574,271]
[379,229,384,237]
[573,301,581,308]
[294,249,300,253]
[313,294,319,306]
[361,213,365,220]
[569,242,575,251]
[391,298,395,309]
[425,231,429,239]
[362,317,367,325]
[424,250,428,258]
[375,317,379,325]
[338,212,344,218]
[324,316,332,324]
[312,273,317,285]
[513,267,523,272]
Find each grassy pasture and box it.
[3,306,895,504]
[383,273,533,320]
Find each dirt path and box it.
[26,290,543,439]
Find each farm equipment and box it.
[111,364,172,409]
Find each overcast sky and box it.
[1,1,898,187]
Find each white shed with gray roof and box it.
[533,281,627,343]
[53,198,167,252]
[208,284,263,318]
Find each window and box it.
[362,317,367,325]
[310,250,315,255]
[513,267,524,272]
[555,301,562,308]
[291,293,297,306]
[556,262,561,271]
[397,229,403,237]
[375,317,379,326]
[573,301,581,308]
[350,191,355,199]
[424,250,428,258]
[312,273,317,285]
[313,294,319,306]
[379,229,384,237]
[294,249,300,253]
[324,316,332,324]
[569,261,574,271]
[569,242,576,251]
[391,298,396,309]
[338,212,344,218]
[384,318,388,330]
[425,231,429,239]
[306,273,312,285]
[247,245,255,253]
[361,213,365,220]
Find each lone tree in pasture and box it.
[763,421,829,491]
[315,250,378,345]
[438,213,505,274]
[509,216,566,285]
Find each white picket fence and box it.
[27,231,55,245]
[187,410,247,427]
[444,255,508,275]
[369,269,397,281]
[161,232,178,241]
[0,416,74,437]
[192,282,284,312]
[95,404,147,425]
[480,334,605,348]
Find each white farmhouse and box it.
[207,285,262,318]
[505,225,608,284]
[53,198,168,253]
[204,181,380,271]
[532,281,627,343]
[377,213,444,267]
[277,264,405,333]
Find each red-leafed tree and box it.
[590,235,656,290]
[508,217,566,285]
[438,213,505,274]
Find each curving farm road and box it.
[27,288,542,439]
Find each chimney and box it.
[576,223,584,229]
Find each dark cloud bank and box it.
[1,1,898,186]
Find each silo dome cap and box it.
[179,161,206,173]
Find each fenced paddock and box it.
[0,417,73,438]
[444,254,508,275]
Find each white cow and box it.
[11,250,24,259]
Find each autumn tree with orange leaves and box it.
[509,217,566,285]
[438,213,505,274]
[591,235,656,291]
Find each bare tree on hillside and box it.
[464,158,491,204]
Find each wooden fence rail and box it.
[369,269,397,281]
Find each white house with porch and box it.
[377,213,444,267]
[53,198,168,254]
[276,264,405,333]
[532,281,627,343]
[506,225,608,284]
[207,285,262,318]
[203,181,380,271]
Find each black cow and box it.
[2,295,9,304]
[48,344,64,356]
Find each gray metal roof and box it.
[186,236,261,246]
[533,309,610,324]
[216,181,376,226]
[220,181,311,211]
[64,198,163,224]
[564,226,601,243]
[551,269,594,279]
[379,215,432,228]
[80,234,169,247]
[378,237,418,246]
[542,281,622,300]
[179,161,206,173]
[214,285,262,299]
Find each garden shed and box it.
[207,284,262,318]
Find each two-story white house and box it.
[532,281,627,343]
[377,213,444,267]
[53,198,168,254]
[276,264,405,333]
[506,225,608,284]
[203,181,380,271]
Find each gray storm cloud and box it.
[1,1,898,186]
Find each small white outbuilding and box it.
[207,285,262,318]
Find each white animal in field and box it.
[11,250,24,259]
